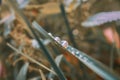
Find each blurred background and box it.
[0,0,120,80]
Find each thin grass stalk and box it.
[13,55,19,80]
[59,3,78,49]
[0,0,1,5]
[7,43,56,75]
[109,43,115,70]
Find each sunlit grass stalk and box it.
[7,43,56,75]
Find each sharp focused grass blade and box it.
[32,21,120,80]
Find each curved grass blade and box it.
[16,62,29,80]
[48,55,63,79]
[55,55,63,66]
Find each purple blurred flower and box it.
[82,11,120,27]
